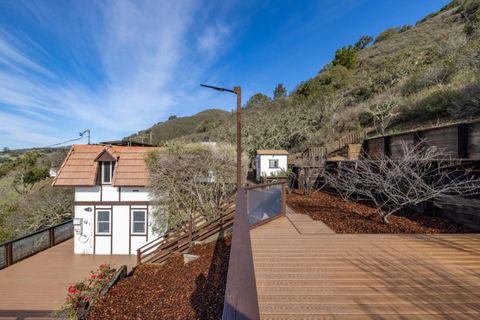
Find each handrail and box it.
[0,219,73,270]
[0,219,72,247]
[136,208,235,265]
[222,189,260,320]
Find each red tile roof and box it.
[256,149,289,155]
[53,144,158,187]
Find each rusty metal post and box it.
[234,86,242,189]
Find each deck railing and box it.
[222,182,286,320]
[0,220,73,270]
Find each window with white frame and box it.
[131,209,146,234]
[96,210,111,234]
[101,161,115,184]
[269,159,279,168]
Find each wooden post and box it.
[281,182,286,216]
[6,243,13,267]
[384,136,391,158]
[458,124,469,159]
[136,249,141,265]
[49,228,55,247]
[413,130,423,145]
[362,139,369,158]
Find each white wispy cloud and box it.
[0,0,240,148]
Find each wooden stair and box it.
[302,128,373,163]
[136,207,235,265]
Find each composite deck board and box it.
[251,213,480,319]
[0,239,136,319]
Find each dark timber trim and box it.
[458,124,469,159]
[383,136,391,157]
[75,201,153,206]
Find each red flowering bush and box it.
[58,264,116,320]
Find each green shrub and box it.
[374,28,399,44]
[58,264,116,320]
[354,35,373,50]
[332,45,357,69]
[400,88,460,122]
[246,93,271,108]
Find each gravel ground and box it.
[287,190,475,234]
[88,236,231,320]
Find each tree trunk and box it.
[382,214,389,224]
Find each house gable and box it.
[53,144,158,187]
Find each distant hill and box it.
[125,109,230,145]
[132,1,480,157]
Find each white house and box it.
[255,149,289,182]
[53,144,160,255]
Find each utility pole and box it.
[201,84,242,188]
[79,129,91,144]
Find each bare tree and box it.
[145,142,246,246]
[322,141,480,223]
[367,91,398,136]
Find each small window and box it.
[102,161,115,184]
[96,210,111,234]
[269,159,279,168]
[131,210,146,234]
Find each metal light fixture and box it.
[200,84,242,188]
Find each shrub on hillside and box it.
[246,93,271,108]
[273,83,287,99]
[354,35,373,50]
[401,62,456,96]
[332,45,357,69]
[374,28,399,44]
[399,88,460,122]
[448,82,480,117]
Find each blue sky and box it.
[0,0,451,149]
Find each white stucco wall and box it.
[73,185,164,255]
[256,154,288,181]
[74,205,94,254]
[112,205,130,254]
[75,187,101,202]
[121,187,151,201]
[102,185,119,201]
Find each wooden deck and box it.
[251,212,480,319]
[0,239,136,319]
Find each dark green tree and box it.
[168,115,178,120]
[354,35,373,50]
[332,45,358,69]
[273,84,287,99]
[13,151,50,195]
[246,93,271,108]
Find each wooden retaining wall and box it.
[364,120,480,160]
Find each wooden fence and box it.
[364,120,480,160]
[0,220,73,270]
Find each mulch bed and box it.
[88,236,231,320]
[287,190,475,234]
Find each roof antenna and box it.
[79,129,91,144]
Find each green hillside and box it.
[176,0,480,157]
[125,109,230,145]
[129,1,480,158]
